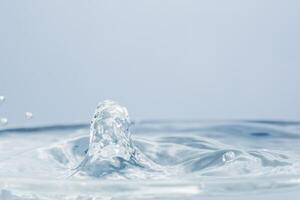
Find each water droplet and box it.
[222,151,235,162]
[25,112,33,120]
[0,96,5,104]
[0,118,8,126]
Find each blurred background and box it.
[0,0,300,127]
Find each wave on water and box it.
[38,100,300,180]
[1,100,300,199]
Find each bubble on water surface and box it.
[0,118,8,126]
[222,151,236,162]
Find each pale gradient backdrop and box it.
[0,0,300,127]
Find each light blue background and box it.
[0,0,300,127]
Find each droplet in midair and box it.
[25,112,33,120]
[0,96,5,104]
[0,118,8,126]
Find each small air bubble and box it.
[0,118,8,126]
[25,112,33,120]
[222,151,235,162]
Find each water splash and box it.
[65,101,300,179]
[88,100,132,160]
[72,100,155,177]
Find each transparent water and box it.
[1,101,300,199]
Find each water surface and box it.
[0,100,300,199]
[1,119,300,199]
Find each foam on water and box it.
[1,101,300,199]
